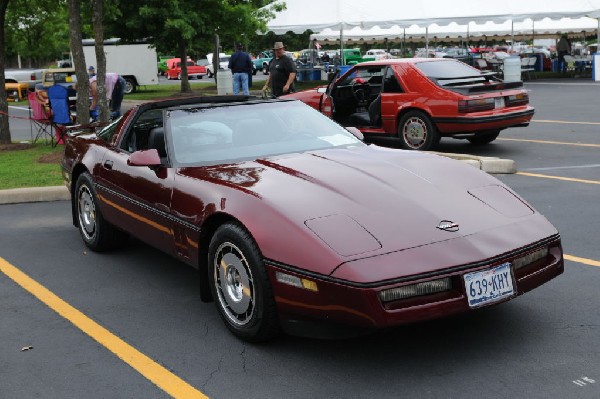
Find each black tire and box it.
[208,222,280,342]
[123,77,136,94]
[207,70,214,78]
[74,173,128,252]
[397,110,440,151]
[177,73,182,80]
[468,130,500,145]
[262,64,269,75]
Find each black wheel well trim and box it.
[396,107,434,127]
[69,164,91,227]
[263,234,561,289]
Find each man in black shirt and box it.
[263,42,296,97]
[228,43,253,95]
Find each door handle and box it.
[103,160,113,170]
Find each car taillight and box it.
[458,98,495,113]
[506,92,529,106]
[30,73,36,80]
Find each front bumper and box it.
[266,236,563,331]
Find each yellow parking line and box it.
[0,257,208,399]
[532,119,600,125]
[516,172,600,185]
[498,138,600,148]
[564,255,600,267]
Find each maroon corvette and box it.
[283,58,534,151]
[61,96,562,342]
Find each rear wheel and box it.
[397,110,440,151]
[208,222,279,342]
[262,64,269,75]
[123,77,136,94]
[468,130,500,145]
[75,173,128,252]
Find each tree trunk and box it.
[178,37,191,93]
[91,0,108,123]
[0,0,11,145]
[67,0,90,125]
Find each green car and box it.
[253,50,273,75]
[157,55,175,76]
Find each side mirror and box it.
[346,126,364,141]
[128,149,162,167]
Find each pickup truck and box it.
[252,50,273,75]
[4,68,45,90]
[165,58,207,80]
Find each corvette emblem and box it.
[437,220,459,232]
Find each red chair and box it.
[28,91,54,145]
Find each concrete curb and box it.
[428,152,517,174]
[0,186,70,205]
[0,153,515,205]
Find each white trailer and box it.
[82,38,158,94]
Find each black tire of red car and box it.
[75,172,128,252]
[208,222,280,342]
[467,130,500,145]
[397,110,440,151]
[177,73,182,80]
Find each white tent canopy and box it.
[310,17,600,43]
[265,0,600,33]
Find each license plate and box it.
[464,262,514,308]
[495,97,505,109]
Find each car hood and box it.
[179,145,553,275]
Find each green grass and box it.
[0,144,65,189]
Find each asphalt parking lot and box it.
[1,79,599,399]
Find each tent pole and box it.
[426,27,429,53]
[340,23,345,66]
[403,28,406,57]
[511,20,514,53]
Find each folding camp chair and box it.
[28,91,54,145]
[47,85,75,147]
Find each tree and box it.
[0,0,10,145]
[91,0,109,123]
[105,0,283,92]
[66,0,90,124]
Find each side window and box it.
[383,67,404,93]
[119,109,163,153]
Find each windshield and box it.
[167,101,364,166]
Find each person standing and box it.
[228,43,253,95]
[89,72,126,121]
[263,42,297,98]
[556,34,571,73]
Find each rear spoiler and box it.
[429,73,524,94]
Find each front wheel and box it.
[75,172,128,252]
[262,64,269,75]
[208,223,279,342]
[397,110,440,151]
[468,130,500,145]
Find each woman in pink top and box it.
[89,72,126,121]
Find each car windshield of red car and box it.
[167,101,364,166]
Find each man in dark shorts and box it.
[263,42,296,97]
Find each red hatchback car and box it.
[283,58,534,151]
